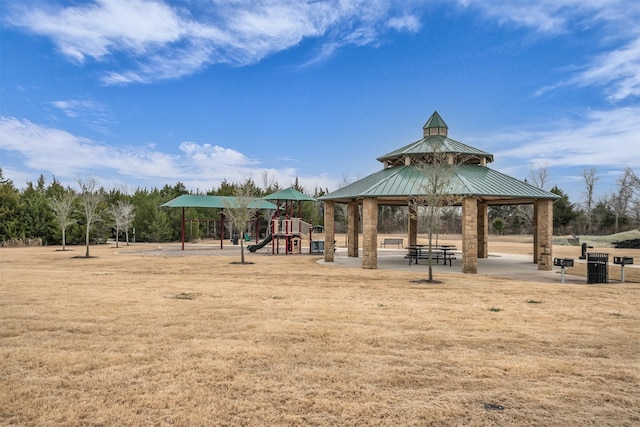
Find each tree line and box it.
[1,166,639,249]
[0,169,327,250]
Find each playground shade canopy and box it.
[160,194,278,209]
[263,187,317,202]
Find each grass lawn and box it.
[1,239,638,426]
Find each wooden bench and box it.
[380,238,403,248]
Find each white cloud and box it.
[487,107,640,170]
[507,104,637,200]
[459,0,640,102]
[19,0,187,62]
[387,15,421,33]
[571,37,640,101]
[52,99,116,132]
[0,116,339,192]
[458,0,639,34]
[6,0,421,84]
[460,106,640,201]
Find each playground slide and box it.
[248,234,273,252]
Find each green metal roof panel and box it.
[263,187,316,201]
[453,165,560,199]
[423,111,447,129]
[319,165,560,201]
[376,135,494,163]
[160,194,278,209]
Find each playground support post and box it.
[181,207,185,251]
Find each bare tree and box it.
[411,141,461,283]
[626,167,640,195]
[529,163,549,190]
[49,189,76,251]
[109,200,135,248]
[78,178,104,257]
[610,170,634,233]
[337,173,351,243]
[223,180,260,264]
[582,168,599,234]
[261,171,280,193]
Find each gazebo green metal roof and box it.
[423,110,448,129]
[320,111,559,205]
[263,187,316,202]
[376,135,494,164]
[160,194,278,209]
[318,165,559,205]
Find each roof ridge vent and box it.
[423,111,448,137]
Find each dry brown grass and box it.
[1,238,639,426]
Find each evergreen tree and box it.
[550,186,578,233]
[0,169,23,243]
[22,175,57,244]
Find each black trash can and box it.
[587,253,609,284]
[311,240,325,254]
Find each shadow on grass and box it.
[409,279,444,285]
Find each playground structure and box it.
[248,187,320,254]
[250,216,315,254]
[160,188,322,254]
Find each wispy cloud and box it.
[458,0,637,35]
[6,0,421,85]
[460,0,640,102]
[52,99,116,132]
[570,37,640,101]
[486,106,640,170]
[0,116,338,191]
[387,15,421,33]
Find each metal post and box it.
[181,207,185,251]
[220,212,224,249]
[561,266,566,283]
[621,264,625,283]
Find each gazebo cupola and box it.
[377,111,495,168]
[423,110,448,136]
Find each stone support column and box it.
[535,199,553,271]
[477,202,488,258]
[362,198,378,269]
[408,204,417,246]
[461,197,478,274]
[532,202,538,263]
[323,201,335,262]
[347,201,359,257]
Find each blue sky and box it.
[1,0,639,204]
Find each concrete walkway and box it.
[317,248,591,284]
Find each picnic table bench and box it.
[380,238,403,248]
[405,245,457,266]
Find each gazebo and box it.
[318,112,560,274]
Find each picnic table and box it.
[405,244,457,266]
